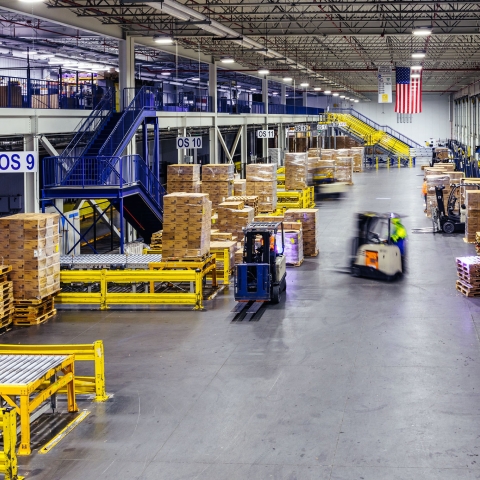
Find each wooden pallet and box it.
[0,265,12,276]
[456,257,480,276]
[14,298,54,318]
[0,310,13,328]
[456,280,480,297]
[161,253,211,262]
[13,308,57,327]
[305,249,319,257]
[287,258,304,267]
[13,290,60,306]
[457,271,480,286]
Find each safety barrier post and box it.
[194,268,203,310]
[0,408,22,480]
[398,157,401,168]
[93,340,108,402]
[375,157,378,169]
[100,270,108,310]
[387,157,390,169]
[409,156,412,168]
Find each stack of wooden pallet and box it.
[13,294,57,327]
[226,196,259,215]
[284,208,320,256]
[456,256,480,297]
[167,164,201,193]
[150,230,163,249]
[0,265,14,331]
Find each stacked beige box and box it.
[226,195,259,216]
[284,209,320,256]
[335,157,354,184]
[201,164,234,210]
[285,152,308,190]
[425,174,450,216]
[436,147,449,161]
[246,164,277,213]
[167,164,201,193]
[233,179,247,196]
[217,201,255,244]
[465,191,480,243]
[162,193,212,258]
[0,214,60,301]
[349,147,364,172]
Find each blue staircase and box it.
[43,87,165,246]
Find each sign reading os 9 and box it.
[0,151,38,173]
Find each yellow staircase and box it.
[320,112,413,158]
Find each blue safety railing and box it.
[218,99,266,114]
[60,88,114,161]
[99,87,156,157]
[43,154,166,212]
[330,108,422,147]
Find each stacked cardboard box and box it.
[201,164,234,210]
[465,191,480,243]
[233,179,247,196]
[0,213,60,301]
[246,164,277,213]
[308,148,320,158]
[217,201,255,242]
[436,147,449,161]
[162,193,212,258]
[425,174,450,217]
[0,265,14,330]
[307,157,335,180]
[456,256,480,297]
[211,231,237,241]
[328,136,362,149]
[285,152,308,190]
[284,208,320,256]
[321,149,336,161]
[226,196,259,215]
[254,215,285,223]
[349,147,364,172]
[167,164,201,193]
[335,157,354,184]
[277,222,304,266]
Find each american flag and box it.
[395,67,422,114]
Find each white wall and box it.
[351,93,451,145]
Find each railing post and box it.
[93,340,108,402]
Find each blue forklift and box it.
[233,222,287,320]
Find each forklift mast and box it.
[242,222,284,264]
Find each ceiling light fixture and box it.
[324,90,331,94]
[258,67,270,75]
[190,77,200,81]
[161,72,171,76]
[154,36,174,45]
[412,52,426,59]
[340,95,346,99]
[413,27,432,36]
[300,82,309,87]
[411,65,423,70]
[220,57,234,64]
[332,93,339,96]
[354,99,359,103]
[314,87,322,91]
[283,77,292,82]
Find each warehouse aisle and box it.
[8,167,480,480]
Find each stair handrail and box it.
[60,88,114,159]
[329,107,421,148]
[98,87,156,157]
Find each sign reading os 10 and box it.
[0,151,38,173]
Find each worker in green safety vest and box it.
[390,218,407,256]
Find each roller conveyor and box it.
[0,355,68,385]
[60,254,162,270]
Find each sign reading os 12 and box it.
[176,137,202,149]
[0,151,38,173]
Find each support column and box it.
[241,124,248,178]
[118,36,135,110]
[23,135,39,213]
[278,124,286,166]
[303,90,308,107]
[262,77,268,159]
[178,127,187,164]
[209,127,218,163]
[281,84,286,106]
[209,62,217,114]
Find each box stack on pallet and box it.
[0,213,60,327]
[246,164,277,213]
[465,191,480,243]
[233,179,246,196]
[425,174,451,217]
[436,147,450,162]
[162,193,212,259]
[335,156,354,184]
[456,257,480,297]
[201,164,234,211]
[217,200,255,244]
[350,147,364,172]
[283,208,320,256]
[0,265,14,331]
[276,223,304,267]
[285,152,308,191]
[226,196,259,215]
[167,164,201,193]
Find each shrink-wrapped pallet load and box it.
[246,163,277,212]
[349,147,364,172]
[167,164,201,193]
[277,222,304,266]
[285,152,308,190]
[201,164,234,210]
[283,208,320,256]
[162,193,212,258]
[217,201,255,243]
[335,156,354,184]
[465,191,480,243]
[233,179,247,196]
[226,196,259,215]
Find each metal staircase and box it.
[320,109,422,158]
[42,87,165,250]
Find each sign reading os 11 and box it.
[176,137,202,149]
[256,130,275,139]
[0,151,38,173]
[294,124,307,132]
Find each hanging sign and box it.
[256,130,275,139]
[294,124,307,132]
[317,124,328,131]
[0,151,38,173]
[378,66,392,103]
[176,137,202,149]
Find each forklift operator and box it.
[390,218,407,255]
[255,234,276,262]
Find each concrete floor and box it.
[7,167,480,480]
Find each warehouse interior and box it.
[0,1,479,479]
